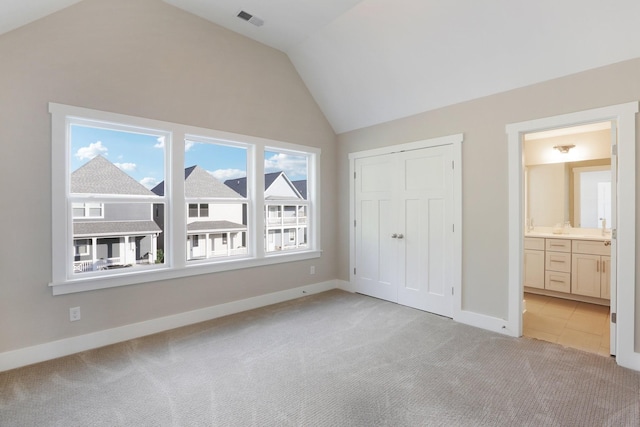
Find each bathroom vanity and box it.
[524,233,611,306]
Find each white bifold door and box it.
[354,144,455,317]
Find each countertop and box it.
[525,232,611,241]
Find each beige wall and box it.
[0,0,337,353]
[337,58,640,346]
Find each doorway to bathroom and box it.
[506,102,638,369]
[522,122,613,355]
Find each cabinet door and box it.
[524,249,545,289]
[601,256,611,299]
[571,253,601,297]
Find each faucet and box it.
[600,218,607,236]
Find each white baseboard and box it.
[335,279,355,293]
[0,280,340,373]
[454,310,516,337]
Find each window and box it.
[50,103,320,295]
[263,149,310,252]
[72,203,104,218]
[74,239,90,257]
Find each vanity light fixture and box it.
[553,144,575,153]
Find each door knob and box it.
[391,233,398,238]
[604,241,611,247]
[397,234,404,239]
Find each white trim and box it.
[1,280,340,373]
[506,102,639,371]
[455,310,511,335]
[51,250,322,295]
[348,133,463,320]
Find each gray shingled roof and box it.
[224,172,305,199]
[71,155,156,196]
[74,221,161,237]
[292,180,307,200]
[187,220,246,232]
[152,165,242,198]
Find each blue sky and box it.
[71,125,308,189]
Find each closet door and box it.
[354,145,454,317]
[354,153,397,302]
[396,146,453,317]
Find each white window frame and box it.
[50,103,321,295]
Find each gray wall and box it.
[0,0,337,353]
[337,57,640,350]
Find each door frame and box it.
[506,102,639,370]
[348,133,463,318]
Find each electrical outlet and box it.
[310,266,315,275]
[69,306,81,322]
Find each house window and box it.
[72,202,104,218]
[183,139,248,262]
[263,149,310,253]
[188,203,209,218]
[74,239,91,257]
[51,103,320,295]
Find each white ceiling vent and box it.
[237,10,264,27]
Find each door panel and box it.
[355,155,396,302]
[397,147,452,316]
[355,145,454,318]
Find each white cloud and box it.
[154,136,165,149]
[140,177,158,189]
[264,153,307,179]
[185,140,195,152]
[209,168,246,181]
[114,162,137,172]
[75,141,108,160]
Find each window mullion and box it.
[253,145,265,258]
[171,130,186,269]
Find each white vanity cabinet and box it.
[544,239,571,293]
[571,240,611,299]
[523,235,610,304]
[524,238,545,289]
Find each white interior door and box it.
[354,153,397,302]
[609,121,617,355]
[354,144,454,317]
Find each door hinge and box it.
[611,312,617,324]
[451,287,454,296]
[452,160,455,169]
[612,229,617,240]
[354,220,356,227]
[452,224,455,232]
[353,268,356,275]
[612,144,618,156]
[354,171,356,179]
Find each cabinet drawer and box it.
[524,237,545,250]
[572,239,611,256]
[545,271,571,293]
[546,251,571,272]
[545,239,571,252]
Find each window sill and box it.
[50,250,322,295]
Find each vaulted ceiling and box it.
[3,0,640,133]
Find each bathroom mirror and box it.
[524,122,612,230]
[526,161,610,228]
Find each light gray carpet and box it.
[1,289,639,426]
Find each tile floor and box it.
[523,292,611,357]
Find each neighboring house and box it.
[152,165,247,260]
[225,172,308,252]
[71,155,161,273]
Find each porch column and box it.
[124,235,130,265]
[205,233,210,259]
[92,237,97,269]
[151,234,157,263]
